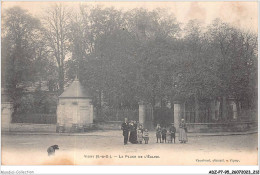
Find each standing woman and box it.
[129,121,134,143]
[179,118,188,143]
[129,121,138,144]
[133,120,138,143]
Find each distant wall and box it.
[5,121,257,133]
[187,121,257,133]
[9,123,56,133]
[95,121,258,132]
[95,121,122,130]
[12,113,57,124]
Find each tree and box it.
[206,19,257,120]
[2,6,59,120]
[2,6,41,98]
[125,8,180,108]
[176,20,213,122]
[43,3,71,94]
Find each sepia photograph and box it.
[1,1,258,168]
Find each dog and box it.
[47,145,59,156]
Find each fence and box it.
[239,109,257,122]
[183,111,196,123]
[12,113,57,124]
[9,123,56,132]
[98,108,138,122]
[182,109,257,123]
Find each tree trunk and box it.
[58,67,64,94]
[151,94,156,110]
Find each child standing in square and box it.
[166,130,171,143]
[161,127,167,143]
[170,123,176,143]
[137,129,143,144]
[143,129,149,144]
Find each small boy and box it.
[156,124,162,143]
[170,123,176,143]
[166,130,171,143]
[143,129,149,144]
[137,129,143,144]
[161,127,167,143]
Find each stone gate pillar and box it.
[89,103,94,123]
[174,102,181,132]
[138,101,145,125]
[1,88,13,132]
[2,102,13,132]
[228,98,238,120]
[138,101,154,129]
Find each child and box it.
[137,129,143,144]
[166,130,171,143]
[138,124,144,133]
[143,129,149,144]
[161,127,167,143]
[156,124,162,143]
[170,123,176,143]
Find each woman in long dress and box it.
[129,121,138,144]
[179,118,188,143]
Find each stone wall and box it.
[4,121,257,133]
[186,121,257,133]
[95,121,122,130]
[8,123,56,132]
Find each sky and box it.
[1,1,258,33]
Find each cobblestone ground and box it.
[1,131,258,165]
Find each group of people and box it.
[155,123,176,143]
[155,119,188,144]
[121,118,149,145]
[121,118,188,145]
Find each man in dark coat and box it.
[169,123,176,143]
[121,118,129,145]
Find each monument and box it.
[56,77,93,132]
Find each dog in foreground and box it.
[47,145,59,156]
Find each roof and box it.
[59,77,91,98]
